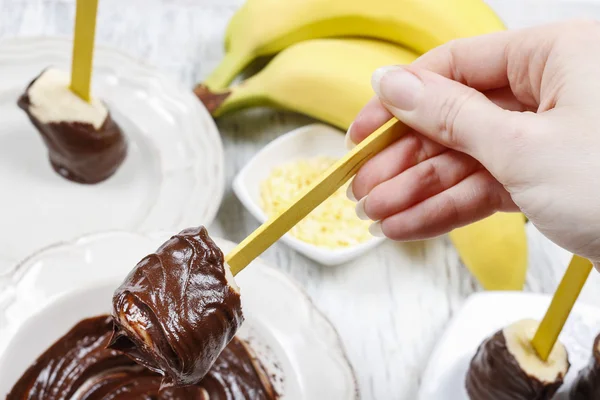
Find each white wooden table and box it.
[1,1,599,398]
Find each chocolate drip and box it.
[570,334,600,399]
[17,69,127,184]
[7,315,277,400]
[109,226,244,388]
[465,330,565,400]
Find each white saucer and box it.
[0,230,358,399]
[0,37,224,273]
[419,291,600,400]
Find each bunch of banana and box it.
[195,39,419,130]
[197,0,507,129]
[198,0,528,291]
[204,0,506,90]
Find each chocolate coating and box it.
[7,315,277,400]
[570,334,600,399]
[17,69,127,184]
[109,226,244,388]
[465,330,565,400]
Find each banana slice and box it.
[465,319,570,400]
[570,333,600,399]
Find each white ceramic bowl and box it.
[233,123,385,266]
[0,230,358,399]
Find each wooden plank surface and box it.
[1,1,599,398]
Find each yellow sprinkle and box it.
[259,156,372,249]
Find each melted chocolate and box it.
[17,69,127,184]
[109,226,244,388]
[570,334,600,399]
[465,330,565,400]
[7,315,277,400]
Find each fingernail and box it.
[345,123,356,150]
[369,221,384,237]
[371,66,422,111]
[355,196,370,220]
[346,179,357,202]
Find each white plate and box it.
[419,291,600,400]
[0,230,358,399]
[0,37,224,273]
[233,123,385,266]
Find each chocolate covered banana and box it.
[466,319,570,400]
[18,67,127,184]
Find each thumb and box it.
[371,65,531,174]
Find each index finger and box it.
[348,87,529,145]
[412,21,571,92]
[349,20,576,144]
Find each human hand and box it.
[347,20,600,263]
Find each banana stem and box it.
[202,50,253,90]
[194,79,264,117]
[193,84,232,115]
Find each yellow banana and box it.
[196,38,419,130]
[449,213,528,290]
[205,0,506,89]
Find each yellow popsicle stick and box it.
[70,0,99,102]
[226,117,408,275]
[532,254,593,361]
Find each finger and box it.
[350,132,447,200]
[372,170,518,241]
[346,96,392,146]
[412,21,568,94]
[347,86,529,152]
[413,30,512,90]
[350,86,527,135]
[360,151,481,222]
[485,87,534,112]
[371,65,536,176]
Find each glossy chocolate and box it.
[465,330,565,400]
[570,334,600,399]
[17,70,127,184]
[109,226,244,388]
[7,315,277,400]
